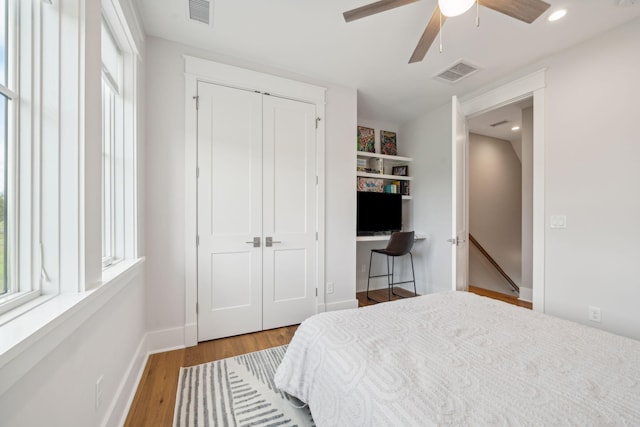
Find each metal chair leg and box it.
[410,252,416,296]
[386,254,392,302]
[390,256,395,299]
[366,250,374,300]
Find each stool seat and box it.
[366,231,417,303]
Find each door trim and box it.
[460,69,546,312]
[184,57,327,346]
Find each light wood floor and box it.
[125,286,526,426]
[468,285,533,309]
[124,325,298,427]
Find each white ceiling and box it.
[135,0,640,124]
[467,97,532,142]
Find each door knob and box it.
[265,237,282,247]
[245,237,260,247]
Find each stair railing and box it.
[468,233,519,294]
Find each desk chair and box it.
[366,231,417,303]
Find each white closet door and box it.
[197,82,263,341]
[262,96,318,329]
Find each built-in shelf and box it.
[356,151,413,163]
[356,149,412,198]
[356,171,411,181]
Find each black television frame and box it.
[356,191,402,236]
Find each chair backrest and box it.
[385,231,415,256]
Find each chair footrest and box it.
[390,280,416,286]
[368,273,392,279]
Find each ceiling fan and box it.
[343,0,551,63]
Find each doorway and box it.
[458,69,546,311]
[466,98,533,302]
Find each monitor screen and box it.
[357,192,402,235]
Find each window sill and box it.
[0,257,145,397]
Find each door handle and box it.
[265,237,282,247]
[447,237,467,246]
[245,237,261,247]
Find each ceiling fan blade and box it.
[409,6,445,64]
[343,0,419,22]
[479,0,550,24]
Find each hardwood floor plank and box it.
[468,285,533,309]
[356,287,417,307]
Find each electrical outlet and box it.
[361,264,367,273]
[327,282,334,294]
[588,306,601,323]
[95,376,104,410]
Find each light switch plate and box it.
[550,215,567,229]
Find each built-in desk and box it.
[356,233,427,242]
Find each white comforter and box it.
[274,292,640,426]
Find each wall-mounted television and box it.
[357,191,402,236]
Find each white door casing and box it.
[460,69,545,311]
[262,95,318,329]
[184,56,326,346]
[197,82,263,341]
[452,95,469,292]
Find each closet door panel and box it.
[197,82,263,341]
[262,96,318,329]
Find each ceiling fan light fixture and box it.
[548,9,567,22]
[438,0,476,17]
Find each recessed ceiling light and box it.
[548,9,567,22]
[511,126,520,131]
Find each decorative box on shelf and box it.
[357,177,384,192]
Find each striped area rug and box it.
[173,345,315,427]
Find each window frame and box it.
[100,10,138,273]
[0,0,42,317]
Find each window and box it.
[0,0,42,315]
[0,0,139,318]
[0,0,8,296]
[100,11,138,272]
[0,0,16,308]
[101,21,122,268]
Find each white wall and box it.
[0,267,146,427]
[540,18,640,339]
[324,86,358,310]
[144,36,358,335]
[401,103,453,295]
[468,133,522,291]
[417,18,640,339]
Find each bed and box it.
[274,291,640,426]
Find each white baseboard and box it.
[105,325,187,427]
[105,334,149,427]
[146,326,187,355]
[184,322,198,347]
[326,299,359,311]
[519,287,533,303]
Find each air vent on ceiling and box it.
[189,0,211,25]
[433,60,480,84]
[617,0,638,6]
[490,120,510,128]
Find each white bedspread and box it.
[274,292,640,426]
